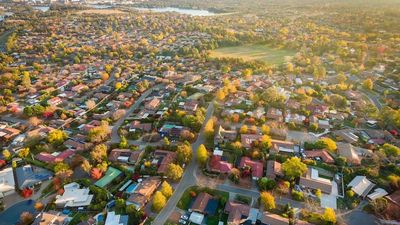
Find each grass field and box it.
[209,44,295,65]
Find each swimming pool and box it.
[0,200,36,225]
[125,183,138,193]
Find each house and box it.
[209,155,233,174]
[159,124,188,139]
[347,176,375,198]
[0,167,15,197]
[190,192,219,215]
[32,211,69,225]
[47,97,63,106]
[266,108,284,122]
[224,201,250,225]
[145,98,160,110]
[105,211,128,225]
[153,150,177,174]
[129,121,152,133]
[127,177,161,209]
[94,167,122,188]
[367,188,388,201]
[55,182,94,208]
[241,134,263,149]
[266,160,283,180]
[15,164,53,190]
[36,150,75,164]
[285,113,306,125]
[337,142,361,165]
[270,139,295,154]
[333,129,359,144]
[304,150,335,164]
[181,101,198,112]
[64,139,86,151]
[0,127,21,142]
[27,126,55,139]
[239,157,264,180]
[108,149,143,165]
[214,125,237,144]
[384,190,400,221]
[299,168,333,194]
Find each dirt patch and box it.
[76,9,127,15]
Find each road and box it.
[361,89,383,110]
[151,102,215,225]
[111,84,162,143]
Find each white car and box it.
[179,219,187,224]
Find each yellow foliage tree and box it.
[152,191,166,212]
[260,192,275,210]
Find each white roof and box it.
[348,176,375,197]
[189,212,204,225]
[55,182,93,207]
[367,188,388,201]
[213,149,223,156]
[105,211,124,225]
[0,168,15,193]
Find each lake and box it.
[33,6,50,12]
[133,7,216,16]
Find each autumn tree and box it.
[316,138,337,152]
[282,157,307,180]
[382,143,400,157]
[34,202,44,211]
[2,149,11,160]
[18,148,30,158]
[88,121,111,143]
[240,125,248,134]
[160,181,173,199]
[197,144,208,165]
[152,191,166,212]
[260,192,275,210]
[20,212,34,225]
[86,100,96,110]
[363,78,373,90]
[54,162,73,180]
[176,143,192,165]
[48,129,68,145]
[81,159,92,174]
[27,116,41,127]
[90,144,108,163]
[166,163,183,181]
[322,208,336,224]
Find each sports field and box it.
[209,44,295,65]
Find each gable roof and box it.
[191,192,213,214]
[348,176,375,197]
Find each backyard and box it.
[209,44,295,65]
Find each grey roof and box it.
[15,164,53,190]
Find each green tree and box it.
[54,162,73,179]
[18,148,30,158]
[258,177,276,191]
[119,136,129,149]
[152,191,166,212]
[382,143,400,157]
[197,144,208,165]
[282,157,307,180]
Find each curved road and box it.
[151,102,215,225]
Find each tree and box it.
[382,143,400,157]
[54,162,73,180]
[21,71,31,88]
[119,136,129,149]
[34,202,44,211]
[316,137,337,152]
[204,119,215,140]
[152,191,166,212]
[166,163,183,181]
[363,78,373,90]
[260,192,275,210]
[28,116,41,127]
[197,144,208,165]
[216,89,226,101]
[315,189,322,199]
[160,181,173,199]
[115,82,122,90]
[18,148,30,158]
[90,144,108,163]
[176,143,192,165]
[88,121,111,143]
[163,137,170,146]
[258,177,276,191]
[261,124,270,135]
[240,125,248,134]
[322,208,336,224]
[81,159,92,174]
[2,149,11,160]
[282,157,307,180]
[370,198,388,214]
[48,129,68,145]
[86,100,96,110]
[260,135,272,150]
[20,212,34,225]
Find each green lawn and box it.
[209,44,295,65]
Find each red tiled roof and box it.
[239,157,263,178]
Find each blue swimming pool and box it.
[0,200,36,225]
[125,183,138,193]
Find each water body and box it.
[88,4,113,9]
[134,7,216,16]
[33,6,50,12]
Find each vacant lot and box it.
[76,9,127,15]
[209,44,295,65]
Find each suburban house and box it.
[337,142,361,166]
[347,176,375,198]
[105,211,128,225]
[384,190,400,221]
[259,212,312,225]
[299,167,333,194]
[64,139,86,151]
[36,150,75,164]
[241,134,263,149]
[32,211,69,225]
[224,201,251,225]
[0,167,15,197]
[129,121,152,133]
[145,98,161,110]
[266,160,283,180]
[153,150,177,174]
[15,164,53,190]
[108,149,144,165]
[270,140,296,154]
[47,97,63,106]
[55,182,94,208]
[127,177,161,209]
[189,192,218,215]
[209,155,233,174]
[304,150,335,164]
[214,125,237,144]
[239,157,264,180]
[0,127,21,142]
[266,108,284,122]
